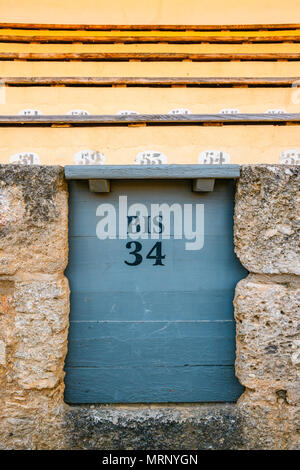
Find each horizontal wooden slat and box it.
[67,235,242,289]
[2,52,300,61]
[64,164,240,180]
[68,291,235,321]
[2,34,300,44]
[0,114,300,125]
[64,365,243,403]
[68,179,235,238]
[1,76,299,87]
[66,321,236,367]
[1,23,300,31]
[66,333,235,367]
[67,234,241,300]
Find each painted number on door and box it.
[125,241,165,266]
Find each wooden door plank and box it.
[66,321,236,367]
[64,365,243,403]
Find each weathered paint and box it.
[64,178,246,403]
[0,125,300,165]
[3,43,300,53]
[1,61,300,77]
[1,86,300,115]
[1,0,299,25]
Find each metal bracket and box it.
[193,178,215,192]
[89,179,110,193]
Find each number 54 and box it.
[125,241,165,266]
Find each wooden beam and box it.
[2,52,300,61]
[65,165,240,180]
[0,23,299,31]
[1,77,298,87]
[0,114,300,126]
[1,34,300,44]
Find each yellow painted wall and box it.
[1,86,300,115]
[1,0,299,25]
[3,29,300,38]
[1,125,299,165]
[1,1,300,165]
[1,61,300,78]
[3,43,300,54]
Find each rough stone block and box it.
[0,340,5,365]
[238,390,300,450]
[63,404,245,450]
[234,273,300,449]
[234,165,300,274]
[12,278,69,390]
[0,165,68,275]
[234,274,300,394]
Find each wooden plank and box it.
[1,23,300,31]
[65,321,236,367]
[65,164,240,180]
[68,178,235,234]
[2,52,300,61]
[1,114,300,126]
[70,206,234,236]
[67,235,242,288]
[1,77,298,87]
[69,291,237,322]
[2,34,300,44]
[64,365,243,403]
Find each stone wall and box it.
[0,165,69,449]
[234,165,300,449]
[0,164,298,449]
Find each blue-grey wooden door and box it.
[64,179,246,403]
